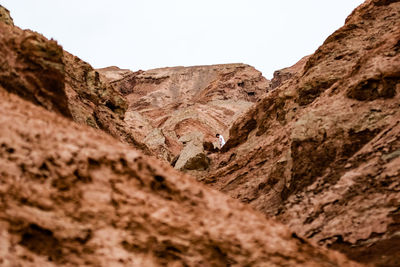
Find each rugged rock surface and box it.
[98,63,270,162]
[203,0,400,266]
[0,12,150,155]
[270,55,310,90]
[0,5,13,26]
[174,132,210,171]
[0,5,361,267]
[63,52,151,154]
[0,88,360,266]
[0,17,70,118]
[96,66,132,83]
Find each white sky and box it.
[1,0,364,79]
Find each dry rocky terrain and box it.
[0,4,360,267]
[1,0,399,266]
[97,63,270,166]
[201,0,400,266]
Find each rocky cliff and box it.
[0,5,359,266]
[63,52,151,154]
[0,88,360,267]
[98,63,270,166]
[204,0,400,266]
[270,55,310,90]
[0,5,13,26]
[0,10,150,155]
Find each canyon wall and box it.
[98,64,270,166]
[0,15,151,154]
[0,5,358,266]
[204,0,400,266]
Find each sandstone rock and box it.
[270,55,310,90]
[174,132,210,171]
[204,0,400,265]
[0,21,70,117]
[0,88,360,266]
[64,52,128,119]
[0,2,387,266]
[98,63,270,161]
[0,5,14,26]
[96,66,132,83]
[0,12,151,156]
[63,52,152,155]
[203,141,219,153]
[183,153,210,171]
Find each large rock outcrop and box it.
[0,85,359,267]
[0,10,150,155]
[0,16,70,118]
[0,5,360,266]
[98,64,270,162]
[63,53,151,154]
[204,0,400,266]
[270,55,310,90]
[0,5,14,26]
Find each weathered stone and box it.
[204,1,400,266]
[98,63,270,161]
[0,5,14,26]
[183,153,210,170]
[0,88,359,267]
[0,22,70,117]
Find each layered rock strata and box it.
[0,11,150,154]
[98,63,270,165]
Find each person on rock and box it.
[216,133,225,149]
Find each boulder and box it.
[174,132,209,171]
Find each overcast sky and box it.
[1,0,364,79]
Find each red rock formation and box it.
[270,55,310,90]
[96,66,132,83]
[0,80,358,267]
[0,5,13,26]
[0,18,70,118]
[204,0,400,265]
[63,52,151,155]
[98,64,270,164]
[0,5,360,266]
[0,10,150,155]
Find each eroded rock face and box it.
[0,5,360,266]
[0,12,150,155]
[63,52,151,154]
[0,20,70,118]
[0,5,14,26]
[270,55,310,90]
[204,0,400,266]
[98,63,270,162]
[0,88,360,266]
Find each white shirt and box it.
[219,135,225,148]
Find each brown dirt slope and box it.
[0,89,360,266]
[204,0,400,266]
